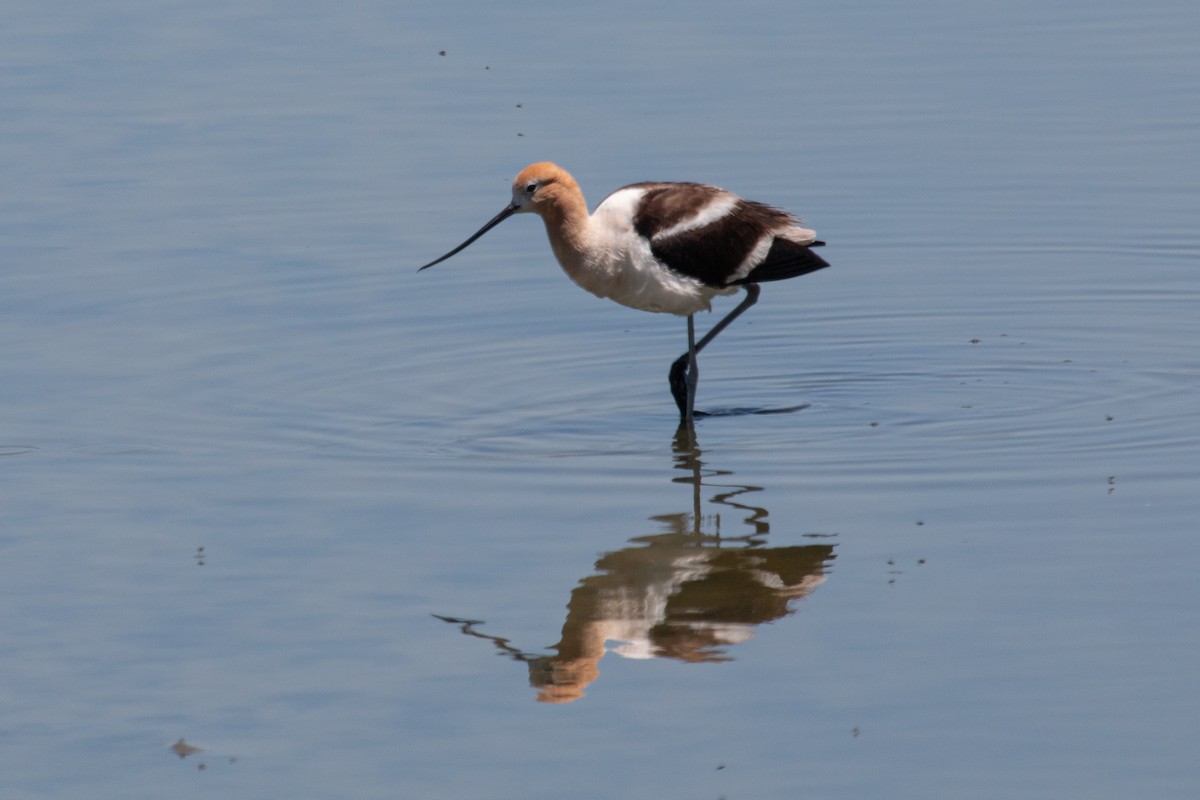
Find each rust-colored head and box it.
[508,162,580,218]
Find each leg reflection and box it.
[434,431,836,703]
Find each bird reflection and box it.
[434,429,836,703]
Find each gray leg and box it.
[670,314,697,422]
[668,284,761,422]
[695,283,760,353]
[686,314,698,421]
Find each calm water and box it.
[3,1,1198,798]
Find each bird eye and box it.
[525,182,537,194]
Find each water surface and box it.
[2,1,1198,798]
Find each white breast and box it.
[557,188,734,317]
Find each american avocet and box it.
[419,162,829,423]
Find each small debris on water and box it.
[171,739,202,759]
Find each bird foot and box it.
[669,355,689,419]
[669,353,698,422]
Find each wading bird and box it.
[418,162,829,424]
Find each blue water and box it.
[2,1,1198,798]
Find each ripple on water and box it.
[236,268,1198,474]
[65,443,169,456]
[718,282,1200,491]
[0,445,40,457]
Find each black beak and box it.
[418,202,520,271]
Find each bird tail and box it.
[727,239,830,286]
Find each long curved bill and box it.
[418,202,519,271]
